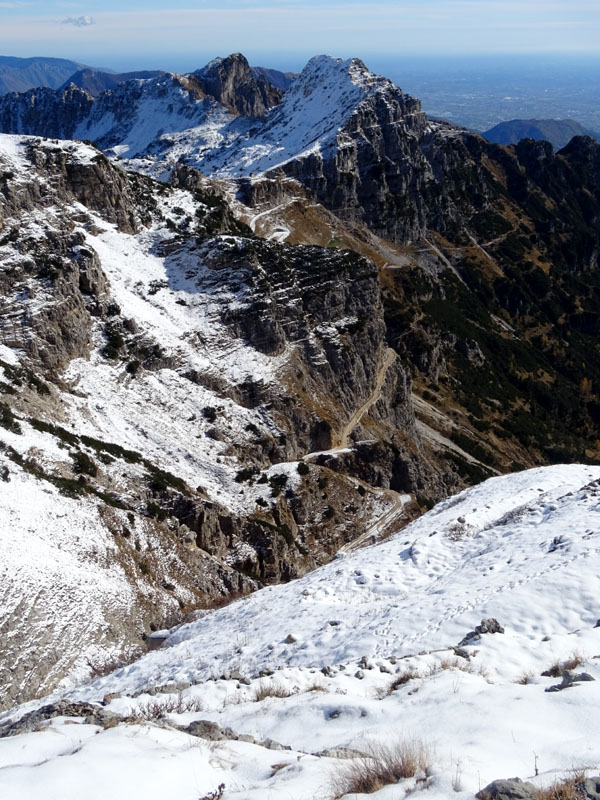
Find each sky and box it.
[1,0,599,73]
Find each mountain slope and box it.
[251,65,297,91]
[2,54,600,710]
[0,56,87,94]
[2,465,600,800]
[59,68,165,97]
[483,117,599,149]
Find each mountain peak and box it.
[193,52,282,117]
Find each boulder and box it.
[477,778,537,800]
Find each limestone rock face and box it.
[193,53,282,117]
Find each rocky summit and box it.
[0,51,599,800]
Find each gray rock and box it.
[315,747,368,760]
[355,670,365,680]
[578,777,600,799]
[186,720,225,741]
[476,777,537,800]
[262,737,291,751]
[479,776,600,800]
[0,701,118,738]
[546,670,596,692]
[460,618,505,646]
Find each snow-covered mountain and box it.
[2,464,600,800]
[2,53,600,798]
[0,53,424,184]
[0,131,434,709]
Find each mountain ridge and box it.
[0,55,90,94]
[483,116,600,150]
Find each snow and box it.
[0,132,98,169]
[60,208,291,513]
[0,442,137,706]
[2,465,600,799]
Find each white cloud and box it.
[62,14,93,26]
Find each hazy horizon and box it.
[1,0,600,70]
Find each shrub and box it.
[269,473,288,497]
[30,418,78,445]
[102,322,125,359]
[0,403,21,434]
[297,461,309,476]
[331,738,432,797]
[145,465,190,496]
[80,435,142,464]
[203,406,217,423]
[146,501,168,521]
[71,451,98,477]
[129,692,205,721]
[126,360,140,376]
[235,467,256,483]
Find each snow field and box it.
[2,465,599,798]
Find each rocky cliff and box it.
[193,53,282,117]
[0,133,436,707]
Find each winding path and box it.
[334,347,396,449]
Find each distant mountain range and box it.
[0,56,88,94]
[58,68,165,96]
[483,117,599,150]
[0,55,297,98]
[250,66,297,91]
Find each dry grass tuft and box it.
[304,680,327,693]
[129,692,205,721]
[387,668,421,694]
[542,652,584,678]
[534,773,585,800]
[516,670,536,685]
[330,738,432,797]
[252,681,296,702]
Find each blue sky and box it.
[1,1,599,72]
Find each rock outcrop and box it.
[193,53,282,117]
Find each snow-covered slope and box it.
[72,463,600,693]
[2,465,600,800]
[187,55,407,177]
[74,73,245,165]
